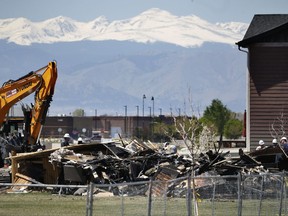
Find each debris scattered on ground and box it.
[2,139,287,196]
[7,173,43,193]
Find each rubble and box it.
[7,173,43,193]
[2,139,287,196]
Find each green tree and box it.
[202,99,231,149]
[152,121,170,142]
[152,118,177,142]
[224,118,243,139]
[72,108,85,117]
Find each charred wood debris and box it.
[1,139,288,196]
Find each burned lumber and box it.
[197,150,230,175]
[152,165,179,196]
[239,148,261,166]
[7,173,44,193]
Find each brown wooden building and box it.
[236,14,288,150]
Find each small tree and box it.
[224,118,243,139]
[167,91,216,216]
[171,116,215,155]
[202,99,231,150]
[72,108,85,117]
[153,121,174,142]
[270,112,288,139]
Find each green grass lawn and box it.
[0,192,284,216]
[0,192,86,216]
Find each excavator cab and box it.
[0,117,24,167]
[0,117,23,136]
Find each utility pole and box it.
[124,106,127,138]
[136,105,139,138]
[94,109,97,131]
[142,94,146,117]
[151,96,154,117]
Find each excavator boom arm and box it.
[29,61,57,145]
[0,73,41,126]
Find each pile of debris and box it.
[49,141,190,185]
[3,139,287,196]
[47,140,282,195]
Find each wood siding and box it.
[249,45,288,150]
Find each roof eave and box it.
[236,22,288,48]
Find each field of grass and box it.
[0,192,86,216]
[0,192,284,216]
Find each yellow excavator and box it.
[0,61,57,165]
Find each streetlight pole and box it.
[151,97,155,142]
[148,106,152,140]
[136,105,139,117]
[95,109,97,131]
[136,105,139,138]
[151,96,154,117]
[142,94,146,141]
[124,105,127,138]
[142,94,146,117]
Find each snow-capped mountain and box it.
[0,8,248,47]
[0,9,248,116]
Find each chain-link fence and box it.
[0,172,287,216]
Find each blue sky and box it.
[1,0,288,23]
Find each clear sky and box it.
[1,0,288,23]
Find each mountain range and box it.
[0,8,249,116]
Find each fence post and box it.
[212,179,216,216]
[237,172,242,216]
[86,182,94,216]
[147,178,153,216]
[121,189,124,216]
[258,174,264,216]
[163,181,168,216]
[187,175,192,216]
[279,172,285,216]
